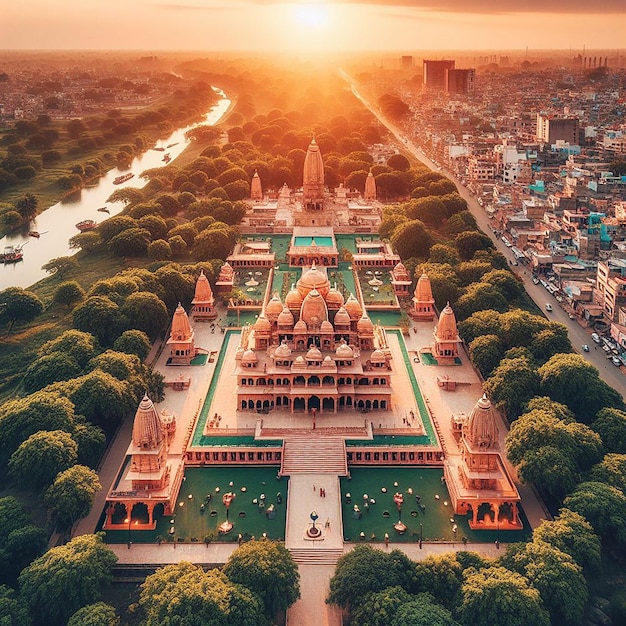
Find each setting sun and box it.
[293,2,329,30]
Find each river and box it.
[0,88,231,290]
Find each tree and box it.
[53,280,85,309]
[0,585,31,626]
[509,541,587,625]
[9,430,78,490]
[350,586,412,626]
[418,263,460,309]
[38,329,100,368]
[72,422,106,468]
[591,407,626,453]
[148,239,172,261]
[14,193,38,221]
[391,593,460,626]
[327,545,415,610]
[413,553,462,611]
[405,196,447,227]
[19,533,117,626]
[391,220,433,260]
[23,352,82,392]
[564,481,626,548]
[469,334,503,378]
[458,566,550,626]
[387,154,411,171]
[67,602,119,626]
[455,283,508,320]
[113,329,151,360]
[45,465,101,531]
[120,292,169,339]
[0,391,76,468]
[3,526,48,585]
[139,562,267,626]
[428,244,460,266]
[532,508,601,574]
[538,353,625,422]
[454,230,493,261]
[42,256,78,278]
[0,287,44,334]
[590,453,626,492]
[97,215,138,243]
[483,357,539,420]
[69,231,101,252]
[73,296,126,346]
[109,227,151,257]
[192,227,235,261]
[223,538,300,618]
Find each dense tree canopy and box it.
[483,356,539,420]
[0,287,44,332]
[223,539,300,618]
[19,533,117,626]
[591,407,626,453]
[67,602,119,626]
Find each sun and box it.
[293,2,329,29]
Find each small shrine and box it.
[215,261,235,295]
[412,271,435,320]
[191,271,217,321]
[166,303,196,365]
[389,262,412,297]
[445,394,522,529]
[432,303,461,364]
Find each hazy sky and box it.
[2,0,625,52]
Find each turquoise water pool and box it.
[294,236,334,247]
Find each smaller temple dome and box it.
[370,349,386,363]
[334,306,351,327]
[320,320,334,333]
[415,270,434,301]
[344,294,363,320]
[357,314,374,334]
[235,346,245,360]
[323,355,334,366]
[436,303,459,341]
[300,288,328,327]
[170,303,193,341]
[464,394,499,449]
[266,293,283,318]
[297,263,330,298]
[306,346,323,361]
[294,319,308,333]
[241,349,258,365]
[274,340,292,358]
[217,261,234,281]
[254,314,271,334]
[286,285,303,310]
[326,287,345,308]
[132,394,164,450]
[277,306,295,328]
[393,262,410,280]
[192,270,213,302]
[293,355,307,369]
[336,341,354,358]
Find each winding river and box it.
[0,89,231,290]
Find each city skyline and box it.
[2,0,626,53]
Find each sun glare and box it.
[293,2,329,29]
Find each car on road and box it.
[532,277,540,284]
[612,356,621,367]
[582,344,590,352]
[545,303,553,312]
[568,313,576,319]
[591,333,602,344]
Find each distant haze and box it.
[1,0,625,52]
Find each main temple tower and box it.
[302,137,325,210]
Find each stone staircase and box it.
[289,546,344,565]
[280,436,348,476]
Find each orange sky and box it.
[2,1,625,52]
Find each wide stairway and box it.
[288,546,344,565]
[280,435,348,476]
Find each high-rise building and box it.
[445,68,475,94]
[536,114,580,145]
[423,59,455,90]
[401,55,413,68]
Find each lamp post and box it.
[419,523,423,549]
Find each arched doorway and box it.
[322,397,334,411]
[477,502,495,524]
[294,397,305,411]
[308,396,321,411]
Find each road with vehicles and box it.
[344,74,626,399]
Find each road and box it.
[345,74,626,400]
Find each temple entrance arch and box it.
[477,502,495,524]
[294,397,305,411]
[499,502,514,523]
[152,503,165,523]
[308,396,321,411]
[131,502,149,525]
[322,398,334,411]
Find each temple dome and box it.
[132,394,164,450]
[415,270,434,302]
[464,394,499,449]
[344,294,363,320]
[277,306,295,328]
[364,169,377,200]
[286,286,303,310]
[294,319,308,333]
[326,287,344,309]
[293,355,307,369]
[254,314,271,334]
[370,349,386,363]
[336,342,354,358]
[192,270,213,303]
[306,346,323,361]
[170,303,192,341]
[241,349,258,365]
[333,306,351,327]
[266,294,283,318]
[274,340,292,358]
[250,169,263,201]
[321,320,334,333]
[436,303,459,341]
[300,289,328,327]
[297,264,330,298]
[303,137,325,200]
[357,314,374,334]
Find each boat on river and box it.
[166,142,178,148]
[1,244,25,263]
[75,220,97,232]
[152,146,165,152]
[97,207,110,214]
[162,153,171,163]
[113,173,134,185]
[28,231,40,238]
